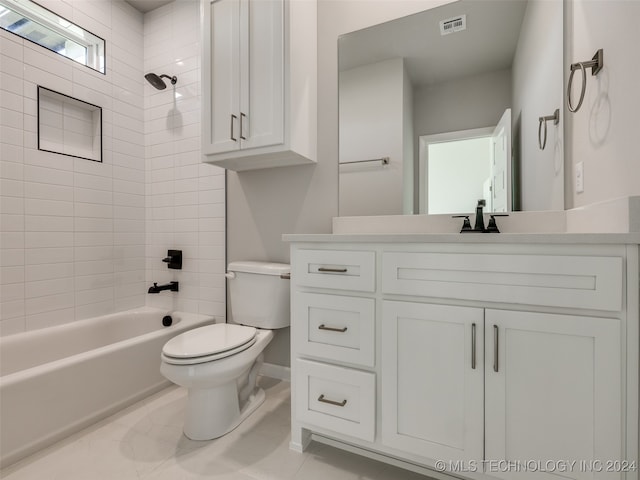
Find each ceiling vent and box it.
[439,14,467,36]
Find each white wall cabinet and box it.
[289,240,638,480]
[201,0,316,171]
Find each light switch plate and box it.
[576,161,584,193]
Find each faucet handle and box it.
[486,214,509,233]
[452,215,472,233]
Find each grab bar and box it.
[567,49,604,113]
[538,109,560,150]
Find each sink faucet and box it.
[148,281,179,294]
[473,199,486,232]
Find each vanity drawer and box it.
[382,252,623,311]
[295,359,375,441]
[293,249,375,292]
[294,292,375,367]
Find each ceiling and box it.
[125,0,173,13]
[339,0,528,88]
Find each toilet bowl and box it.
[160,261,290,440]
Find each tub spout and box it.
[148,281,179,294]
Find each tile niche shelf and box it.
[37,86,102,162]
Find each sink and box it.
[332,211,568,235]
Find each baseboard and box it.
[260,362,290,382]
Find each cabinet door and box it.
[381,301,484,464]
[205,0,241,155]
[485,309,622,480]
[239,0,284,150]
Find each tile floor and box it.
[1,377,434,480]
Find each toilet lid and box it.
[162,323,257,359]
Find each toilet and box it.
[160,261,290,440]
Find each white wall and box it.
[512,0,563,212]
[0,0,146,335]
[339,58,406,217]
[143,1,226,320]
[566,0,640,209]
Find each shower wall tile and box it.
[0,0,226,335]
[144,0,226,321]
[0,0,146,335]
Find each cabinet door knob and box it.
[318,394,347,407]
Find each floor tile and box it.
[1,378,435,480]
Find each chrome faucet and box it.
[148,281,179,294]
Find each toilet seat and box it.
[162,323,257,366]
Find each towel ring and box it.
[567,49,604,113]
[538,109,560,150]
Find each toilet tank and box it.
[227,261,290,329]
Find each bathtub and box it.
[0,307,214,468]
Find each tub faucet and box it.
[148,281,179,294]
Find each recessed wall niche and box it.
[37,86,102,162]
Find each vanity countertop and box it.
[283,232,640,245]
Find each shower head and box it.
[144,73,178,90]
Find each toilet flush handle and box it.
[225,272,236,279]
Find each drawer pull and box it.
[493,325,499,373]
[318,267,348,273]
[471,323,476,370]
[318,394,347,407]
[318,324,348,333]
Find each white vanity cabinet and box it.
[288,238,639,480]
[201,0,317,171]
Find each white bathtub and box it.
[0,307,214,468]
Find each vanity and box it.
[286,232,639,480]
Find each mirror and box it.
[0,0,105,74]
[338,0,564,216]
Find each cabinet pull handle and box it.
[230,114,237,141]
[493,325,499,373]
[317,267,348,273]
[471,323,476,370]
[318,324,348,333]
[240,112,247,140]
[318,394,347,407]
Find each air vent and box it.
[439,14,466,36]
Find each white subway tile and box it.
[25,291,74,316]
[74,232,113,247]
[25,232,74,249]
[25,215,74,232]
[75,217,113,232]
[75,273,114,292]
[113,192,144,208]
[1,143,23,163]
[24,307,74,331]
[25,247,74,265]
[1,231,24,249]
[75,187,113,205]
[25,198,74,217]
[74,202,113,218]
[1,298,25,320]
[1,282,24,302]
[25,277,74,299]
[0,248,24,267]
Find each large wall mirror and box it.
[338,0,564,216]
